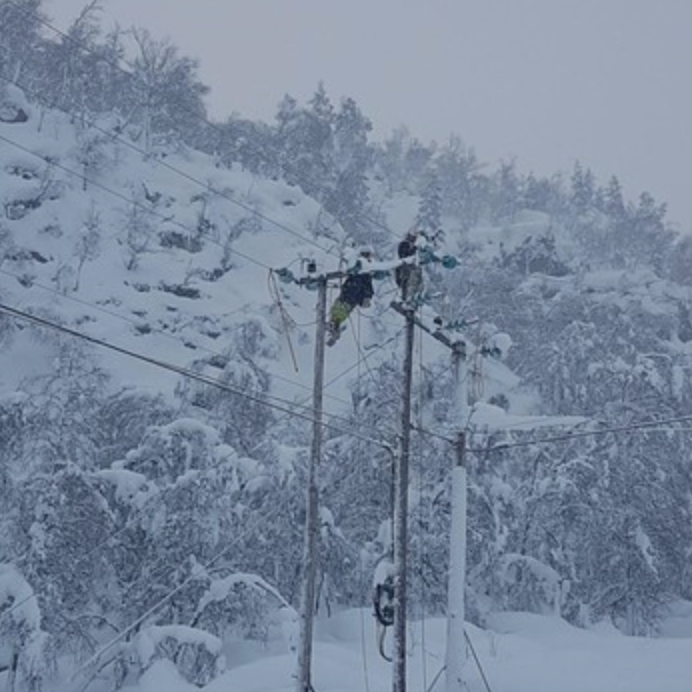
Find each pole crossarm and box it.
[275,247,459,290]
[275,267,348,288]
[390,301,467,354]
[389,302,504,362]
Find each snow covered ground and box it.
[4,85,692,692]
[121,606,692,692]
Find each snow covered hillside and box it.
[0,85,377,400]
[2,74,692,692]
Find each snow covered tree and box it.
[668,235,692,286]
[274,85,335,198]
[522,171,563,214]
[40,1,104,115]
[415,172,443,243]
[93,388,173,468]
[433,136,484,230]
[7,336,108,473]
[76,28,129,117]
[491,160,522,223]
[623,191,673,271]
[8,463,115,662]
[121,188,158,271]
[0,0,46,87]
[0,564,53,692]
[71,205,102,290]
[569,161,596,213]
[73,121,114,192]
[501,234,569,278]
[599,175,626,220]
[323,96,373,237]
[176,316,277,454]
[213,115,276,176]
[124,29,209,153]
[373,126,409,194]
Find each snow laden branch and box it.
[0,564,52,692]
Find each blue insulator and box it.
[418,247,436,265]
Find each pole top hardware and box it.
[391,301,468,354]
[275,244,460,291]
[418,247,459,269]
[480,343,503,359]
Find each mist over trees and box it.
[2,1,692,689]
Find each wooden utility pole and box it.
[282,263,372,692]
[295,276,327,692]
[390,302,470,692]
[445,341,469,692]
[392,306,415,692]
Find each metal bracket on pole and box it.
[390,301,467,355]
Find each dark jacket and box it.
[398,238,417,259]
[395,237,418,288]
[340,273,374,307]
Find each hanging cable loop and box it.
[268,269,299,373]
[372,558,396,661]
[373,576,395,628]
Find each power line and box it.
[0,133,438,447]
[0,303,401,629]
[0,300,393,450]
[468,413,692,453]
[0,77,412,390]
[0,70,342,260]
[0,130,276,271]
[0,120,401,415]
[0,296,393,631]
[0,107,419,432]
[0,264,414,449]
[2,2,454,429]
[2,0,406,244]
[0,25,437,430]
[0,123,410,394]
[71,526,268,682]
[0,265,354,411]
[0,300,404,629]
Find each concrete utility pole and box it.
[295,276,327,692]
[445,341,469,692]
[392,307,415,692]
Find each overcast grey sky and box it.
[49,0,692,231]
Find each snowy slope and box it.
[4,86,692,692]
[0,85,407,415]
[118,608,692,692]
[1,85,543,440]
